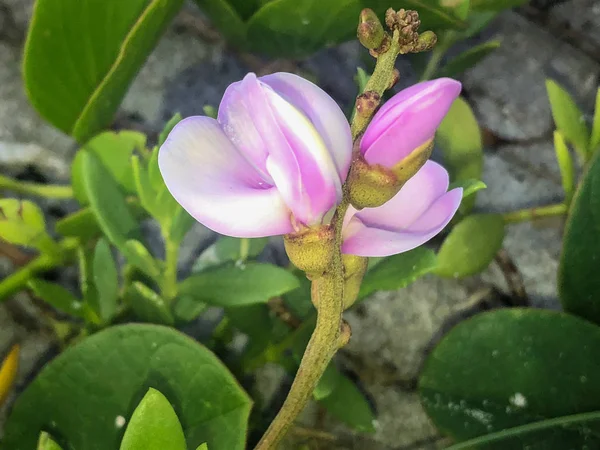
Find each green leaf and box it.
[82,152,142,247]
[590,88,600,154]
[72,131,145,204]
[92,239,119,322]
[181,262,299,306]
[123,240,161,280]
[24,0,185,143]
[169,208,196,244]
[358,247,437,300]
[448,179,487,199]
[196,444,209,450]
[0,199,58,254]
[546,79,590,158]
[28,279,85,319]
[318,371,376,433]
[192,0,247,48]
[553,131,575,204]
[37,432,64,450]
[127,282,174,326]
[4,324,251,450]
[173,295,207,322]
[435,214,505,278]
[559,150,600,325]
[355,67,371,93]
[313,364,340,401]
[120,388,186,450]
[436,97,484,215]
[158,113,183,147]
[419,308,600,448]
[438,40,500,78]
[132,155,160,218]
[192,236,269,272]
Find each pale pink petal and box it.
[353,161,450,231]
[260,72,353,179]
[159,116,293,238]
[361,78,461,167]
[341,189,462,257]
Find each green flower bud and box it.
[342,254,368,309]
[357,8,385,50]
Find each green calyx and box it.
[342,254,368,309]
[284,225,335,278]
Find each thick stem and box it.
[0,174,73,199]
[502,203,567,224]
[0,238,79,301]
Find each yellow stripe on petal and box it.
[0,343,20,406]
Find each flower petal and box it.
[361,78,461,167]
[158,116,293,238]
[352,161,451,231]
[260,72,353,179]
[341,189,462,257]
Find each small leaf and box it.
[127,282,174,326]
[82,152,142,247]
[196,444,209,450]
[438,40,500,78]
[0,344,19,407]
[546,79,590,158]
[448,179,487,199]
[436,97,483,215]
[132,155,158,218]
[180,262,299,306]
[173,295,207,322]
[554,131,575,204]
[559,149,600,325]
[123,240,161,280]
[158,113,183,147]
[120,388,186,450]
[92,239,119,322]
[420,308,600,448]
[358,247,437,301]
[590,88,600,154]
[192,0,247,48]
[3,324,251,450]
[313,364,339,401]
[37,432,64,450]
[192,236,269,272]
[0,199,58,254]
[28,279,85,319]
[435,214,505,278]
[355,67,371,93]
[24,0,185,142]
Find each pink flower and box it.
[159,73,352,238]
[360,78,461,168]
[342,161,462,257]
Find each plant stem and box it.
[501,203,567,224]
[0,238,79,301]
[446,410,600,449]
[0,174,73,199]
[162,237,179,302]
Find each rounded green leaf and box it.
[24,0,185,143]
[127,282,174,326]
[559,149,600,325]
[420,308,600,448]
[3,324,251,450]
[120,388,186,450]
[0,199,57,254]
[435,213,504,278]
[28,279,85,319]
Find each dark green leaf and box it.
[420,308,600,448]
[590,88,600,154]
[192,0,247,48]
[119,388,186,450]
[181,262,299,306]
[173,295,207,322]
[0,199,58,254]
[438,40,500,78]
[448,179,487,199]
[435,213,505,278]
[82,152,142,247]
[158,113,183,147]
[37,432,64,450]
[358,247,437,300]
[127,282,174,325]
[24,0,184,142]
[123,240,161,280]
[559,150,600,325]
[192,237,268,272]
[4,325,251,450]
[72,131,145,204]
[546,79,590,158]
[436,97,483,215]
[28,279,85,319]
[92,239,119,322]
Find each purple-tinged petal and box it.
[361,78,461,168]
[158,116,293,238]
[260,72,353,180]
[352,161,450,231]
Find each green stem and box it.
[0,174,73,199]
[162,237,179,302]
[446,410,600,450]
[0,238,79,301]
[502,203,567,224]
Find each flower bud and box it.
[357,9,385,50]
[342,254,368,309]
[284,225,335,277]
